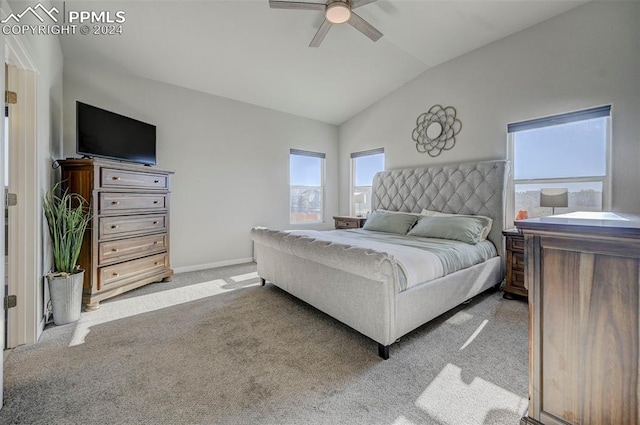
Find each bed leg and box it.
[260,277,266,286]
[378,344,390,360]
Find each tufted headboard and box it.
[371,160,510,258]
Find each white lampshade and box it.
[353,192,366,204]
[326,2,351,24]
[540,188,568,208]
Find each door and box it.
[0,61,7,411]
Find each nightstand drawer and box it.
[336,220,359,229]
[333,216,366,229]
[511,271,526,288]
[507,236,524,251]
[511,252,525,270]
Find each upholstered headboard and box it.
[371,160,509,258]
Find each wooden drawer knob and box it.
[154,261,161,266]
[112,273,119,277]
[111,201,120,205]
[153,200,159,204]
[153,221,159,225]
[111,225,119,229]
[154,180,160,183]
[112,176,121,181]
[111,248,119,253]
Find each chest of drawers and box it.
[58,159,174,310]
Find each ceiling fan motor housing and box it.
[326,0,351,24]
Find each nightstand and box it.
[333,216,367,229]
[502,229,527,299]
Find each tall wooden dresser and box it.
[516,213,640,425]
[58,158,174,310]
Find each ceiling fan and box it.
[269,0,383,47]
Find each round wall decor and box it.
[412,105,462,157]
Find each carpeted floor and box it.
[0,263,529,425]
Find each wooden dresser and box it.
[58,158,174,310]
[502,229,527,299]
[516,212,640,425]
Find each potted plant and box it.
[43,183,92,325]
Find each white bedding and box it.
[288,229,442,289]
[286,229,497,291]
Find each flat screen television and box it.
[76,101,156,165]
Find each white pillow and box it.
[420,209,493,241]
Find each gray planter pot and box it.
[47,270,84,325]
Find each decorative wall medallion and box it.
[412,105,462,157]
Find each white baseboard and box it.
[173,257,255,274]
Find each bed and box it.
[250,160,509,359]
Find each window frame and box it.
[350,148,385,216]
[506,106,612,228]
[289,148,326,225]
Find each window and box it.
[507,106,611,225]
[351,148,384,216]
[290,149,325,224]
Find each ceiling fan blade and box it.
[310,19,332,47]
[348,11,383,42]
[269,1,326,11]
[351,0,378,9]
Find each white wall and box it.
[339,1,640,215]
[63,65,338,271]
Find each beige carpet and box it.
[0,263,529,424]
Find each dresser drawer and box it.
[99,253,168,289]
[101,168,168,190]
[99,233,167,265]
[99,193,167,213]
[99,214,166,239]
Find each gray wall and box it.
[339,1,640,215]
[63,65,338,271]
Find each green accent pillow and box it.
[408,216,487,244]
[421,209,493,240]
[362,211,418,235]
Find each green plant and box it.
[43,182,92,277]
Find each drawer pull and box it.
[154,261,161,266]
[154,241,161,245]
[112,273,119,277]
[153,200,159,204]
[154,180,160,183]
[111,225,119,229]
[111,201,120,205]
[112,176,121,181]
[153,221,159,225]
[111,249,119,253]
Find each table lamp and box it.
[540,188,568,215]
[353,192,366,217]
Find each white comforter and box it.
[287,229,444,290]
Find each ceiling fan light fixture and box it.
[325,2,351,24]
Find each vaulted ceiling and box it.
[56,0,586,124]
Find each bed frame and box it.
[251,160,509,359]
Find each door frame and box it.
[4,24,40,349]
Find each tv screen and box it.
[76,101,156,165]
